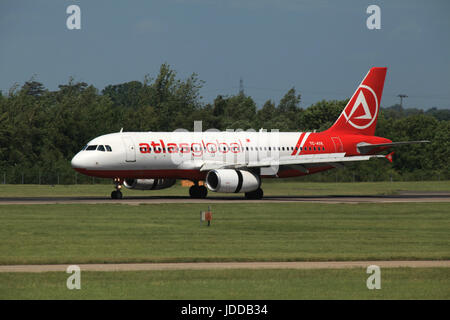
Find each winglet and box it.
[385,151,394,163]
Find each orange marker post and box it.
[205,206,212,226]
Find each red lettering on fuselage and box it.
[179,143,189,153]
[151,141,161,153]
[206,142,217,153]
[139,143,150,153]
[167,143,177,153]
[139,139,245,156]
[230,142,240,153]
[160,139,166,153]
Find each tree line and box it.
[0,63,448,184]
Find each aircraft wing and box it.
[199,140,429,172]
[199,153,385,172]
[357,140,429,154]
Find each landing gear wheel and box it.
[189,185,208,199]
[111,178,123,199]
[198,186,208,199]
[111,190,123,199]
[189,185,197,198]
[245,188,263,200]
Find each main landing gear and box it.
[189,182,208,199]
[111,178,123,199]
[245,188,263,200]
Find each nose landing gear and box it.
[111,178,123,199]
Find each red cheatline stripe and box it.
[298,132,311,155]
[291,132,304,156]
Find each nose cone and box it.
[71,153,85,169]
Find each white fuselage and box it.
[71,131,334,180]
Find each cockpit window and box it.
[97,145,105,152]
[86,145,97,151]
[81,145,88,151]
[106,145,112,152]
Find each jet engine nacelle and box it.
[123,178,176,190]
[205,169,260,193]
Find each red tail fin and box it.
[326,67,387,136]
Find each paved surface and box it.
[0,260,449,273]
[0,193,449,205]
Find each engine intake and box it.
[123,179,176,190]
[205,169,260,193]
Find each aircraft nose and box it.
[71,153,85,169]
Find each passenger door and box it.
[122,136,136,162]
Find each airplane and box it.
[71,67,428,199]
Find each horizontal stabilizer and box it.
[357,140,429,154]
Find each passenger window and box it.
[106,145,112,152]
[86,145,97,151]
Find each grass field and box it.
[0,268,448,299]
[0,180,449,198]
[0,182,448,300]
[0,202,448,265]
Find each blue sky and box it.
[1,0,449,109]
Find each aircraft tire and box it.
[111,190,123,199]
[245,188,263,200]
[189,185,199,198]
[189,185,207,199]
[198,186,208,199]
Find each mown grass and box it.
[0,268,448,300]
[0,202,448,265]
[0,180,449,198]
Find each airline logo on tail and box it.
[326,67,387,136]
[343,84,378,130]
